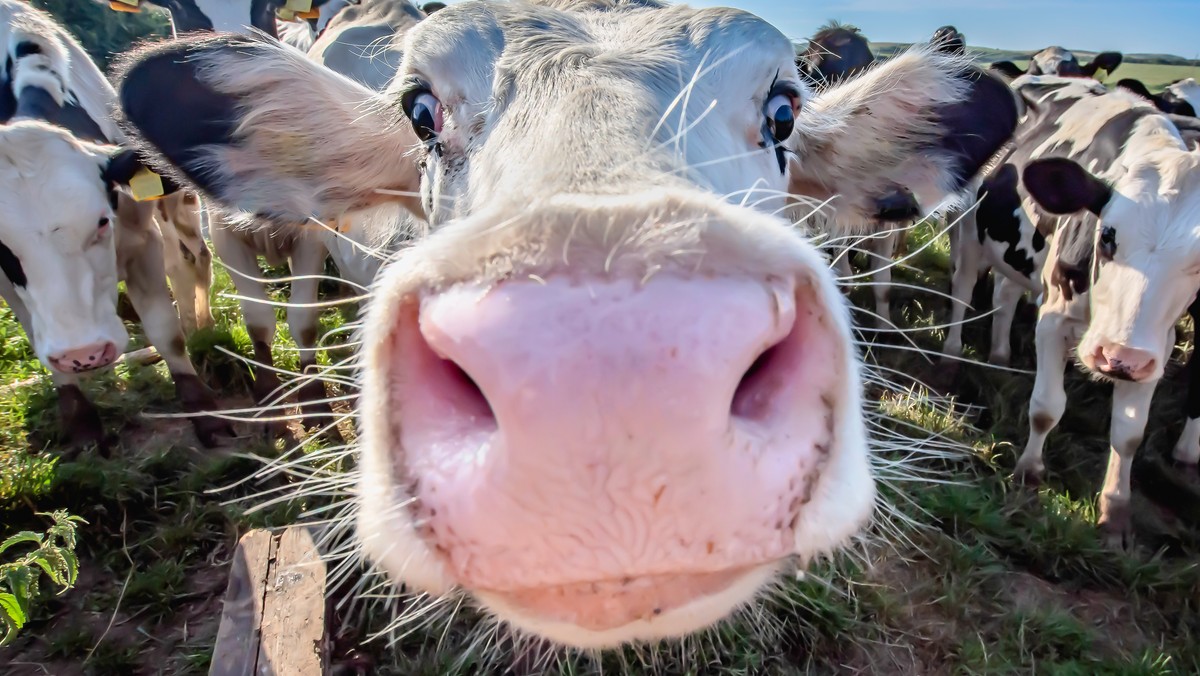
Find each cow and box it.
[0,0,229,449]
[114,0,1016,649]
[199,0,423,432]
[944,75,1200,547]
[1117,77,1198,117]
[991,46,1123,81]
[97,0,344,36]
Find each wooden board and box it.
[210,527,328,676]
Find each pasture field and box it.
[1005,61,1200,90]
[2,218,1200,675]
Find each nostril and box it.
[393,298,496,430]
[731,317,801,423]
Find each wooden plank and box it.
[210,529,275,676]
[115,346,162,366]
[255,526,328,676]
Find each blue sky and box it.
[683,0,1199,58]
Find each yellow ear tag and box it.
[109,0,141,12]
[130,168,165,202]
[297,8,321,19]
[276,8,296,20]
[285,0,313,11]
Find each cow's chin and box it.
[474,564,782,648]
[354,257,874,648]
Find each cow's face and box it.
[1025,147,1200,383]
[1166,78,1200,115]
[116,0,1014,648]
[101,0,342,36]
[0,122,133,373]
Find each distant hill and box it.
[867,42,1198,67]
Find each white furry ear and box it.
[114,32,424,225]
[788,48,1016,232]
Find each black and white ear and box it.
[1082,51,1123,78]
[101,147,182,193]
[788,49,1017,231]
[990,60,1026,80]
[113,32,423,225]
[1023,157,1112,216]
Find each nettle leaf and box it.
[0,592,25,626]
[1,567,36,616]
[0,532,42,555]
[31,548,70,587]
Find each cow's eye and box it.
[765,92,796,142]
[402,88,443,143]
[98,217,110,229]
[1099,225,1117,261]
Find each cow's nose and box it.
[1092,344,1157,381]
[388,274,843,628]
[48,342,118,374]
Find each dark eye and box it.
[401,88,443,143]
[765,92,796,142]
[1099,225,1117,261]
[98,217,110,229]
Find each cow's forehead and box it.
[397,0,794,95]
[0,126,106,228]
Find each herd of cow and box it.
[2,0,1199,652]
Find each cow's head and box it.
[1024,140,1200,383]
[0,121,178,373]
[930,25,965,56]
[115,0,1014,648]
[993,47,1123,82]
[796,21,875,88]
[1117,78,1198,117]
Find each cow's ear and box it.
[990,60,1025,80]
[1023,158,1112,216]
[113,32,422,225]
[101,147,183,195]
[1083,51,1123,78]
[788,50,1017,230]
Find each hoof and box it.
[57,384,107,455]
[987,352,1012,367]
[1098,502,1134,551]
[1012,461,1044,487]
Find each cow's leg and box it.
[155,198,198,335]
[866,230,898,327]
[119,199,232,447]
[173,193,215,331]
[943,213,985,360]
[210,218,283,411]
[988,274,1024,366]
[1172,297,1200,465]
[287,239,342,438]
[830,244,853,282]
[1099,379,1156,548]
[1014,311,1071,483]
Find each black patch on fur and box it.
[989,60,1025,80]
[0,239,27,287]
[1186,296,1200,419]
[931,67,1018,195]
[930,26,965,55]
[11,86,109,142]
[976,163,1036,278]
[13,41,41,58]
[115,35,242,198]
[874,187,920,221]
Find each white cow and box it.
[116,0,1015,650]
[0,0,228,449]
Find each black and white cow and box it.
[991,46,1123,81]
[0,0,228,448]
[946,75,1200,545]
[930,25,965,55]
[98,0,344,36]
[1117,77,1198,117]
[114,0,1015,648]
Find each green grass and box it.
[1,221,1200,674]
